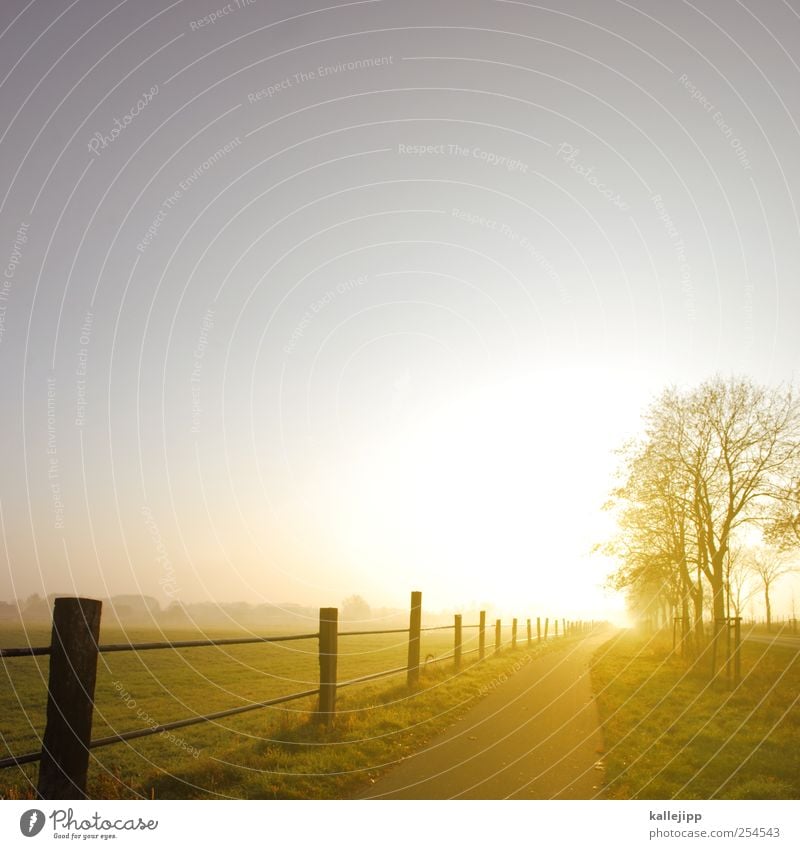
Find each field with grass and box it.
[1,621,567,799]
[590,631,800,799]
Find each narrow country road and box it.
[362,633,610,799]
[744,632,800,650]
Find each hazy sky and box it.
[1,0,799,619]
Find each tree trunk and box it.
[765,586,772,632]
[709,558,727,680]
[681,593,690,657]
[693,566,705,654]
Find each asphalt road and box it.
[743,632,800,650]
[363,633,609,799]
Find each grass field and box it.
[590,631,800,799]
[1,621,568,799]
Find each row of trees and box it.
[603,376,800,653]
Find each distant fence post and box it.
[544,617,549,639]
[495,619,501,654]
[407,591,422,687]
[733,616,742,685]
[454,614,462,670]
[537,617,541,642]
[526,618,532,647]
[317,607,338,724]
[478,610,486,660]
[555,619,559,638]
[711,617,724,679]
[37,597,102,800]
[511,618,518,650]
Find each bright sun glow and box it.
[306,368,649,621]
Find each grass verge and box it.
[590,631,800,799]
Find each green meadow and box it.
[1,622,567,799]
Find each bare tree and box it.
[746,547,798,631]
[766,478,800,550]
[724,542,758,619]
[603,432,704,652]
[602,376,800,672]
[341,594,371,623]
[651,378,800,649]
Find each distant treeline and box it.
[0,593,476,631]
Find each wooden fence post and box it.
[511,618,518,650]
[544,617,549,639]
[711,618,723,680]
[37,597,102,800]
[537,616,541,642]
[734,616,742,685]
[478,610,486,660]
[555,619,559,638]
[317,607,338,724]
[526,618,532,647]
[454,614,462,670]
[495,619,501,654]
[407,591,422,687]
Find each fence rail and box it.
[0,592,595,798]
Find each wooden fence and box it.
[0,592,594,799]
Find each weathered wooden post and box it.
[317,607,338,724]
[495,619,501,654]
[526,618,532,647]
[454,614,462,670]
[511,618,518,650]
[725,617,732,679]
[537,616,541,642]
[544,617,549,639]
[407,591,422,687]
[555,619,559,638]
[37,597,102,800]
[734,616,742,685]
[478,610,486,660]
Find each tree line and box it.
[602,375,800,653]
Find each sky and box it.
[1,0,799,622]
